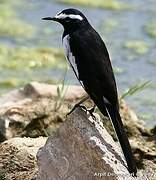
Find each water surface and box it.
[0,0,156,127]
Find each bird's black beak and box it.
[42,17,57,21]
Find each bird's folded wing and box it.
[69,29,118,107]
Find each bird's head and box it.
[42,8,89,32]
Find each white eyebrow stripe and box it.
[55,13,83,21]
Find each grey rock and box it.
[37,108,133,180]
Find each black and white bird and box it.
[42,8,137,176]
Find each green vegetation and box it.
[123,40,150,55]
[0,2,36,39]
[0,45,66,91]
[0,45,65,70]
[0,78,26,89]
[100,19,119,33]
[54,68,69,111]
[121,81,151,99]
[113,67,125,75]
[145,21,156,38]
[58,0,130,10]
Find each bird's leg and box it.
[67,95,97,120]
[67,95,90,116]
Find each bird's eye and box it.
[65,17,70,22]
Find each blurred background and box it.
[0,0,155,127]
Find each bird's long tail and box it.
[100,104,137,176]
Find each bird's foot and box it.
[66,104,87,116]
[66,95,96,120]
[71,104,96,120]
[66,104,96,120]
[66,95,90,117]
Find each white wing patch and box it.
[63,35,84,88]
[63,34,79,79]
[55,13,83,21]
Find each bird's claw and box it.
[66,104,87,116]
[66,104,96,120]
